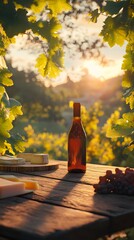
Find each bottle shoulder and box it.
[68,120,86,138]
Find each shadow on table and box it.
[20,172,85,232]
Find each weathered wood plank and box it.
[17,162,126,185]
[20,175,134,233]
[0,162,134,235]
[0,162,126,186]
[0,197,109,240]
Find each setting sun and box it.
[83,60,123,81]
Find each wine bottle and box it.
[68,102,86,173]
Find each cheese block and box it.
[0,175,40,190]
[0,178,32,199]
[0,156,25,165]
[17,153,49,164]
[21,180,40,190]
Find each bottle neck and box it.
[73,116,81,120]
[72,117,81,123]
[73,102,81,118]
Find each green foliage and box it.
[24,125,67,160]
[0,0,133,159]
[89,0,134,144]
[100,16,126,47]
[0,0,71,154]
[23,103,134,166]
[0,68,13,86]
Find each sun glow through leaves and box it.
[83,59,123,81]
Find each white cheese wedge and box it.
[0,156,25,165]
[17,153,49,164]
[0,178,27,199]
[0,175,40,190]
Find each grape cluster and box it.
[93,167,134,195]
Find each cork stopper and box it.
[73,102,80,117]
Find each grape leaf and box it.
[9,133,25,153]
[35,52,62,78]
[122,112,134,126]
[9,98,22,107]
[32,18,62,40]
[46,0,72,16]
[0,2,29,38]
[0,117,13,138]
[100,16,126,47]
[126,92,134,110]
[44,58,62,78]
[123,87,134,98]
[31,0,46,13]
[90,9,99,23]
[14,0,34,8]
[0,68,13,86]
[103,1,126,15]
[1,92,10,107]
[49,37,62,54]
[122,71,134,88]
[52,49,64,68]
[35,53,47,76]
[4,141,15,155]
[107,111,134,138]
[0,24,11,55]
[122,51,134,71]
[0,86,5,100]
[0,56,7,68]
[0,137,5,154]
[9,106,23,121]
[107,123,134,138]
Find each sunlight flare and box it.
[83,60,123,81]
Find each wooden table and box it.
[0,161,134,240]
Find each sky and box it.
[6,14,126,86]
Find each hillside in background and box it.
[7,63,124,134]
[55,69,123,109]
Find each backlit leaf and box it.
[32,18,62,40]
[9,106,23,121]
[100,17,126,47]
[122,71,134,88]
[0,86,5,100]
[0,24,10,55]
[9,98,21,107]
[31,0,46,13]
[46,0,72,16]
[122,51,134,71]
[52,49,64,68]
[46,58,62,78]
[4,141,15,155]
[0,68,13,86]
[126,92,134,109]
[35,53,47,76]
[0,117,13,138]
[107,112,134,138]
[90,9,99,23]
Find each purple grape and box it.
[93,167,134,196]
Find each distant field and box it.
[12,120,67,136]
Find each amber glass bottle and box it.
[68,102,86,173]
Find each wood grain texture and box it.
[0,161,59,172]
[0,197,109,240]
[0,162,134,239]
[21,161,125,185]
